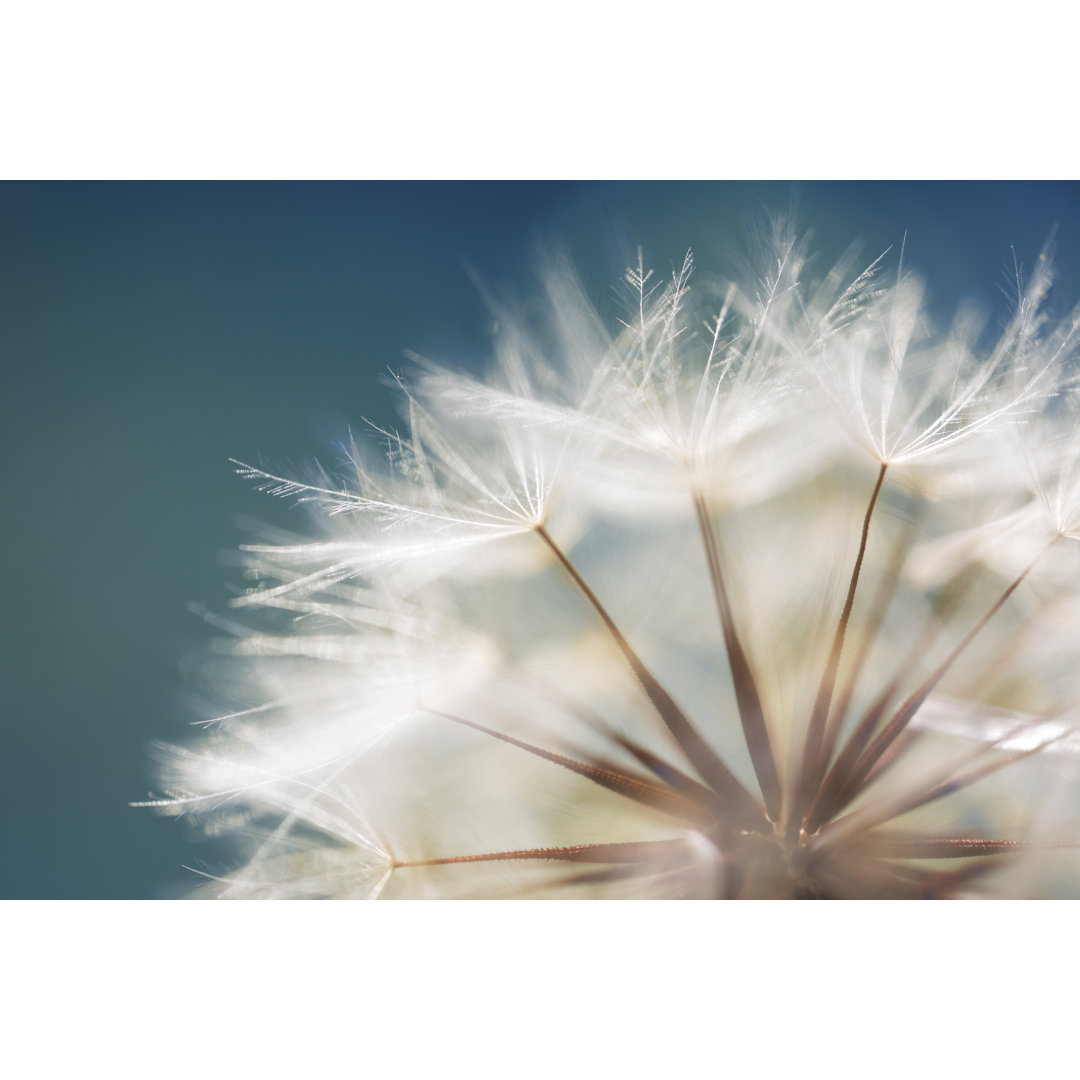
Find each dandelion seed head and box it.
[148,223,1080,898]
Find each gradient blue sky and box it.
[2,181,1078,898]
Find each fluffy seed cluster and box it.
[146,223,1080,898]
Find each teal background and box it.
[2,181,1077,898]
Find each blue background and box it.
[2,181,1078,898]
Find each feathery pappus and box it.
[141,221,1080,898]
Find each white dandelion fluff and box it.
[143,220,1080,898]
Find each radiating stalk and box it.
[692,491,782,821]
[869,837,1028,859]
[805,619,946,833]
[535,525,767,829]
[821,488,917,782]
[821,725,1067,846]
[608,731,729,814]
[426,708,713,825]
[789,462,887,839]
[395,839,687,868]
[839,535,1060,802]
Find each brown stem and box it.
[692,492,782,822]
[395,838,686,868]
[789,462,887,839]
[806,620,945,833]
[821,496,917,786]
[868,836,1028,859]
[535,525,767,829]
[426,708,713,825]
[822,725,1067,846]
[840,535,1060,801]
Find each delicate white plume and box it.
[146,222,1080,899]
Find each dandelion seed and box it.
[147,223,1080,898]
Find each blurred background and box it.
[2,180,1078,898]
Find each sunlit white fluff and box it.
[817,239,1070,467]
[145,222,1080,899]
